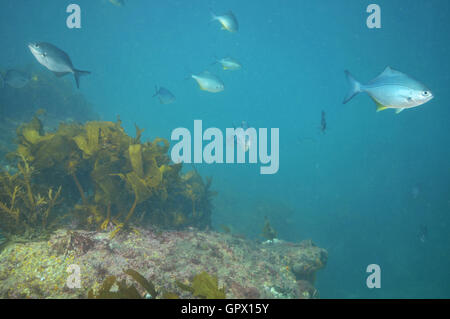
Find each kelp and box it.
[3,116,215,240]
[0,155,62,242]
[176,271,226,299]
[88,269,178,299]
[262,216,277,241]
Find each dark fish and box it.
[152,86,176,104]
[320,110,327,133]
[4,70,30,89]
[28,42,90,89]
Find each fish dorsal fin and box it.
[226,11,236,18]
[380,66,404,77]
[368,66,406,85]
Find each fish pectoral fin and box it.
[395,108,405,114]
[53,71,70,78]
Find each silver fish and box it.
[210,11,239,33]
[4,70,30,89]
[215,57,242,71]
[28,42,90,89]
[343,66,433,113]
[153,86,176,104]
[191,71,224,93]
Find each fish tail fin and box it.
[73,69,91,89]
[210,55,219,66]
[209,10,217,22]
[343,70,362,104]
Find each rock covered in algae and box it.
[0,227,327,299]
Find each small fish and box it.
[343,66,433,113]
[4,70,30,89]
[210,11,239,33]
[191,71,224,93]
[109,0,125,6]
[214,57,242,71]
[320,110,327,133]
[0,73,3,89]
[28,42,91,89]
[418,225,428,243]
[153,86,176,104]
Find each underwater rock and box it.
[0,227,327,299]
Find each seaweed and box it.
[0,155,62,242]
[177,271,226,299]
[262,216,277,241]
[124,268,157,297]
[4,116,215,240]
[88,269,179,299]
[88,275,142,299]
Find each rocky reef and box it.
[0,73,327,299]
[0,227,327,299]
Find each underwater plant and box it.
[0,154,62,242]
[4,115,215,239]
[176,271,226,299]
[262,216,277,241]
[88,268,179,299]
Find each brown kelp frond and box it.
[262,216,277,241]
[88,269,164,299]
[177,271,226,299]
[4,117,214,240]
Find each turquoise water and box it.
[1,0,449,298]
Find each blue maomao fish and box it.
[191,71,224,93]
[210,11,239,33]
[4,70,30,89]
[28,42,90,89]
[153,86,176,104]
[343,66,433,113]
[214,57,242,71]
